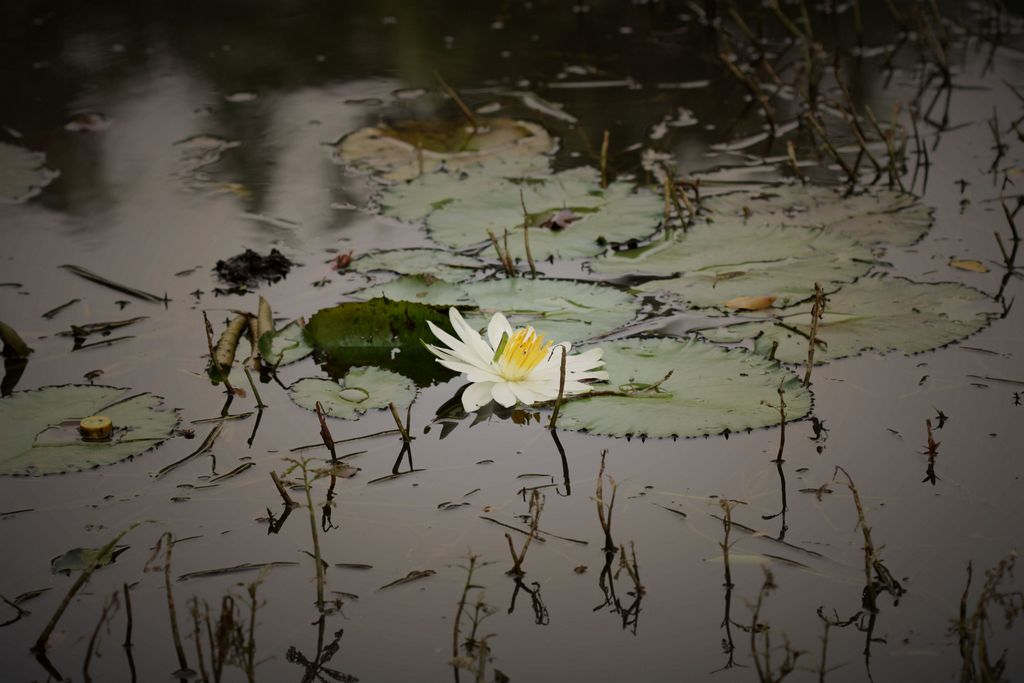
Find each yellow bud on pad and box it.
[79,415,113,440]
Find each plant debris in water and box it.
[214,249,294,293]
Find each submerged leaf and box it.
[558,337,811,438]
[334,118,555,181]
[305,298,455,386]
[593,222,871,308]
[701,184,932,246]
[289,367,416,420]
[379,167,663,260]
[51,545,129,575]
[0,385,180,476]
[697,275,998,364]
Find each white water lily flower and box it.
[426,308,609,412]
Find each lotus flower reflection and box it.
[426,308,608,412]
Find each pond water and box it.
[2,2,1023,682]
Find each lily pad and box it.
[592,223,872,309]
[696,275,998,364]
[289,367,416,420]
[353,276,638,343]
[0,385,180,476]
[350,248,488,283]
[258,321,313,367]
[334,118,556,182]
[1,142,58,204]
[305,298,456,386]
[51,545,130,575]
[379,167,664,260]
[557,337,811,439]
[701,185,932,246]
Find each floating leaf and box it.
[949,259,989,273]
[0,385,180,476]
[258,321,313,367]
[353,276,638,343]
[289,367,415,420]
[696,276,998,364]
[379,167,663,260]
[0,142,58,203]
[350,248,487,283]
[593,223,871,308]
[701,184,932,246]
[51,545,130,575]
[334,118,555,181]
[305,298,455,386]
[557,337,811,438]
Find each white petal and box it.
[427,320,473,359]
[491,382,517,408]
[486,312,513,349]
[450,308,497,367]
[507,383,538,405]
[462,382,496,411]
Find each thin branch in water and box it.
[803,283,826,387]
[505,490,543,577]
[314,401,338,463]
[547,347,568,430]
[519,189,538,278]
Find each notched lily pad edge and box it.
[691,275,1001,365]
[1,383,182,478]
[556,335,816,441]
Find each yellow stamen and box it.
[497,328,552,381]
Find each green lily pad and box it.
[557,337,811,439]
[289,367,416,420]
[334,118,555,182]
[701,185,932,246]
[258,320,313,367]
[1,142,58,204]
[353,276,638,343]
[51,545,130,575]
[696,275,998,364]
[592,223,872,309]
[379,167,664,260]
[350,248,488,283]
[305,298,456,387]
[0,385,180,476]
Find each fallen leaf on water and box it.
[949,259,989,273]
[724,295,777,311]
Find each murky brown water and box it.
[2,2,1023,682]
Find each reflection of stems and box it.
[923,418,940,485]
[761,385,789,538]
[595,451,618,553]
[547,347,567,430]
[33,522,139,653]
[505,490,543,576]
[453,555,478,662]
[83,590,120,683]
